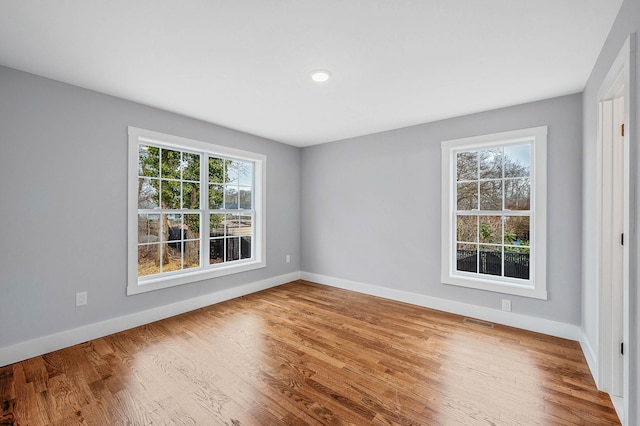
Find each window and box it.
[441,126,547,299]
[128,127,265,295]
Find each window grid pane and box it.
[454,143,531,281]
[137,145,256,279]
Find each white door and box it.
[600,91,625,398]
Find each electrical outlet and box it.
[286,255,291,263]
[501,299,512,312]
[76,292,87,307]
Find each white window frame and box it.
[127,127,266,295]
[441,126,547,300]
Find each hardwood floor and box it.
[0,280,619,425]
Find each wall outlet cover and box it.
[76,292,87,307]
[501,299,512,312]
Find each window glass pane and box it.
[138,214,160,244]
[162,242,182,273]
[182,182,199,209]
[239,214,253,236]
[210,214,225,236]
[238,162,253,186]
[209,184,223,209]
[239,187,252,209]
[504,249,530,280]
[457,151,477,181]
[209,239,224,264]
[182,152,200,181]
[225,160,239,184]
[479,216,502,244]
[161,180,181,209]
[138,244,160,276]
[138,178,159,209]
[225,186,239,209]
[139,145,160,177]
[227,237,240,261]
[504,216,530,246]
[479,245,501,276]
[479,149,503,179]
[209,157,225,184]
[184,241,200,270]
[161,214,183,272]
[240,236,252,259]
[456,243,477,273]
[456,215,477,243]
[162,214,184,242]
[184,214,200,239]
[225,213,240,236]
[479,181,502,210]
[505,178,530,210]
[456,182,478,210]
[161,149,181,179]
[504,145,530,178]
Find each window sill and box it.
[127,259,266,295]
[441,272,548,300]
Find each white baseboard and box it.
[610,395,624,424]
[0,271,585,368]
[579,330,599,387]
[0,272,300,367]
[300,271,580,341]
[580,332,624,424]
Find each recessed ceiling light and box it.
[311,69,331,83]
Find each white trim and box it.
[611,395,624,424]
[0,272,300,367]
[441,126,548,300]
[301,271,578,340]
[129,127,264,162]
[580,330,599,383]
[127,126,267,295]
[594,35,636,426]
[127,260,267,295]
[628,32,638,426]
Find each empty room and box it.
[1,0,639,424]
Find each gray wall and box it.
[301,94,583,325]
[0,66,301,347]
[581,0,640,420]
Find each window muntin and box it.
[128,127,265,295]
[441,126,547,299]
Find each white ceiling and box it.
[0,1,623,147]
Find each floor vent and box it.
[463,318,494,328]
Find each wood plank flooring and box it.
[0,280,620,425]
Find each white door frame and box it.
[596,34,635,425]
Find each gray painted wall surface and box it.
[0,66,301,347]
[301,94,583,325]
[581,0,640,420]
